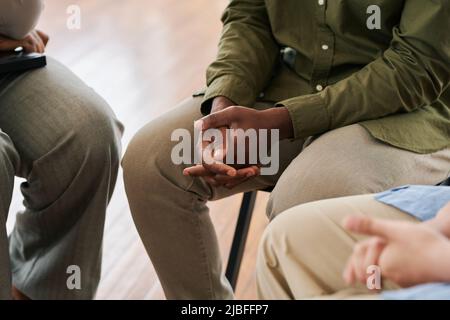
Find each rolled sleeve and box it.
[201,75,256,115]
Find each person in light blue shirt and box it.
[256,185,450,300]
[375,185,450,222]
[348,185,450,300]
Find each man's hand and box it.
[211,96,234,114]
[200,105,293,140]
[185,122,261,188]
[184,104,293,188]
[0,30,49,53]
[343,215,450,288]
[184,96,262,188]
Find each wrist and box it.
[263,107,294,140]
[211,96,235,113]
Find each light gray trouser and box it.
[122,97,450,300]
[0,57,123,300]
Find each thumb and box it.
[343,215,396,240]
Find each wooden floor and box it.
[7,0,270,300]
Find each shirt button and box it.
[318,0,325,6]
[321,44,329,50]
[316,85,324,92]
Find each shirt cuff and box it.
[277,94,329,139]
[201,76,256,115]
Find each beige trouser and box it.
[0,57,123,300]
[256,194,419,300]
[122,97,450,300]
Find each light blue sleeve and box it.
[0,0,44,39]
[383,283,450,300]
[375,185,450,221]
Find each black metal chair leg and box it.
[226,191,258,290]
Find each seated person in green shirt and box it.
[123,0,450,299]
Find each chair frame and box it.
[225,191,257,290]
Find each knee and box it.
[122,124,155,195]
[66,99,122,173]
[122,120,189,202]
[258,205,321,266]
[0,133,19,213]
[0,132,19,171]
[267,164,374,220]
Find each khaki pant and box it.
[122,97,450,300]
[256,194,418,300]
[0,58,123,299]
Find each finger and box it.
[213,147,226,162]
[196,128,228,165]
[203,176,219,187]
[363,238,386,275]
[203,162,237,177]
[36,30,49,46]
[225,177,249,189]
[220,166,260,188]
[343,216,396,240]
[213,168,256,182]
[353,243,369,283]
[236,166,261,178]
[33,31,45,53]
[214,126,233,164]
[212,175,240,184]
[194,137,209,164]
[215,167,257,181]
[24,42,38,53]
[343,257,357,285]
[202,175,248,189]
[21,36,37,53]
[183,165,214,177]
[200,108,233,130]
[27,32,40,52]
[30,32,45,53]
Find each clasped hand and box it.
[183,96,293,189]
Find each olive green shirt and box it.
[200,0,450,153]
